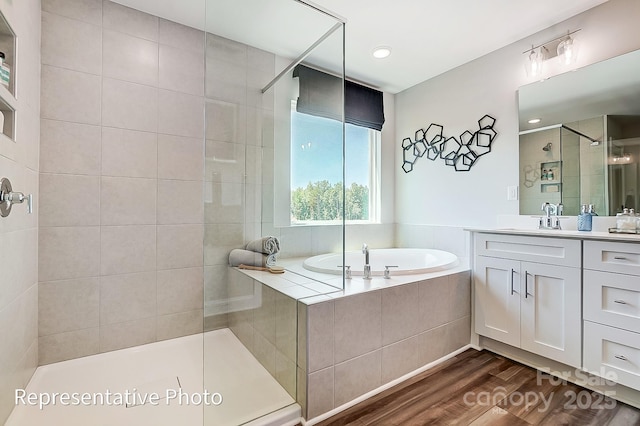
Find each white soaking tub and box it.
[302,248,459,276]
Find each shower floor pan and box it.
[7,329,299,426]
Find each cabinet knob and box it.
[615,354,628,361]
[614,300,628,305]
[614,256,629,261]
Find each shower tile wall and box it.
[38,0,206,364]
[518,129,562,214]
[203,34,275,331]
[0,0,41,422]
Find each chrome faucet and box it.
[362,243,371,280]
[539,202,563,230]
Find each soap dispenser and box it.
[616,208,633,231]
[578,204,592,231]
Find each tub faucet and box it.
[362,243,371,280]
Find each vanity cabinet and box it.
[474,233,582,367]
[583,240,640,390]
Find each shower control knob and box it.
[0,177,33,217]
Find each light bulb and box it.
[557,36,575,65]
[528,49,543,77]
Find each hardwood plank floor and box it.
[315,349,640,426]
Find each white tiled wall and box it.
[395,223,470,259]
[0,0,41,422]
[38,0,205,364]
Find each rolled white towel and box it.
[266,253,277,267]
[246,236,280,255]
[228,249,267,267]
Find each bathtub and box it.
[302,248,458,276]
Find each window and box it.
[290,101,380,224]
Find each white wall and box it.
[395,0,640,229]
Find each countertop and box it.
[466,227,640,243]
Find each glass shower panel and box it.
[203,1,344,424]
[265,26,346,289]
[560,126,580,214]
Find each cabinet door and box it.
[520,262,581,368]
[474,256,521,347]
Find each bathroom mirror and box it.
[518,48,640,216]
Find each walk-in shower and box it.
[6,0,347,424]
[519,119,606,216]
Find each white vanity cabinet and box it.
[474,233,582,367]
[583,240,640,390]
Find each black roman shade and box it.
[293,65,385,131]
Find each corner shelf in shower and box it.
[0,9,16,142]
[541,182,562,193]
[0,84,16,141]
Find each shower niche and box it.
[540,160,562,193]
[0,10,16,142]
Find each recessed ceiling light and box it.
[528,118,541,124]
[372,46,392,59]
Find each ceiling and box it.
[113,0,609,94]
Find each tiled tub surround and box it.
[230,261,472,421]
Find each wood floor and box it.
[315,349,640,426]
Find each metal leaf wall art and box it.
[401,115,497,173]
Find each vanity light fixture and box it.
[526,46,545,78]
[609,154,633,165]
[372,46,392,59]
[557,31,576,66]
[523,29,581,77]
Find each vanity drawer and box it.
[475,233,581,267]
[584,321,640,391]
[584,270,640,332]
[584,240,640,276]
